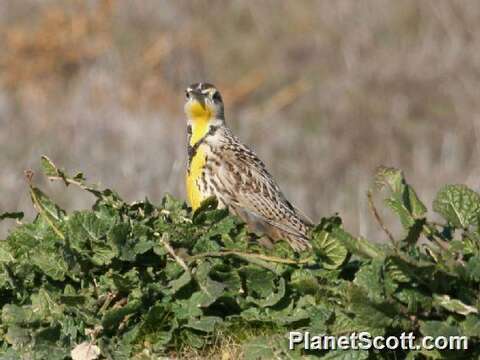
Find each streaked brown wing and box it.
[211,140,312,250]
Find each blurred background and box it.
[1,0,480,241]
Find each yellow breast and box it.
[186,146,206,210]
[185,101,212,210]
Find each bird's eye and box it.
[185,90,190,99]
[212,91,222,102]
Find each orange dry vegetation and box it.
[1,0,112,90]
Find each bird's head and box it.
[184,83,225,127]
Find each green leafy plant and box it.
[0,158,479,359]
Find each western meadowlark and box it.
[184,82,312,251]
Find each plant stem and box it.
[368,190,395,244]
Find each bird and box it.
[184,82,312,251]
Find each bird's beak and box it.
[190,90,206,110]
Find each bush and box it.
[0,157,479,359]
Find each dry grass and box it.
[1,0,480,242]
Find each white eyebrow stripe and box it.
[186,83,217,94]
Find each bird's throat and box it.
[187,101,214,146]
[189,118,210,147]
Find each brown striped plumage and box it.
[185,83,312,251]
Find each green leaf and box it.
[31,289,64,320]
[462,233,480,257]
[395,288,433,314]
[242,336,277,360]
[31,250,68,281]
[312,230,348,269]
[375,166,404,193]
[203,216,239,238]
[167,271,192,294]
[267,297,312,325]
[112,269,140,293]
[185,316,222,332]
[242,265,276,299]
[2,304,36,325]
[41,155,62,177]
[308,304,333,333]
[0,243,15,263]
[5,326,31,347]
[433,294,478,316]
[141,303,172,332]
[353,260,385,303]
[433,184,480,228]
[130,224,154,255]
[108,222,133,261]
[192,196,219,221]
[40,156,106,199]
[420,320,461,338]
[30,187,65,222]
[384,199,413,230]
[171,293,204,320]
[466,256,480,282]
[102,300,141,332]
[407,187,428,220]
[194,260,226,305]
[66,211,114,254]
[290,269,320,295]
[181,329,205,348]
[209,263,242,295]
[333,228,384,259]
[461,315,480,337]
[347,286,393,336]
[91,241,117,266]
[248,277,286,307]
[384,256,411,284]
[321,349,369,360]
[244,334,303,360]
[375,167,427,228]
